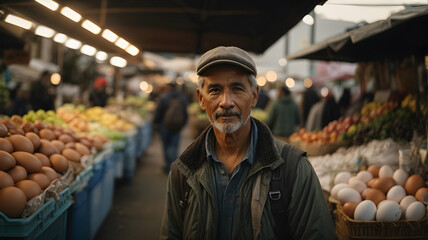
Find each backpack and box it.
[163,97,186,132]
[174,139,305,239]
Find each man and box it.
[160,46,335,239]
[90,76,109,107]
[30,70,56,111]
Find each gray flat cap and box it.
[196,46,257,76]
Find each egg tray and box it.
[333,199,428,240]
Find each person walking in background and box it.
[89,76,109,107]
[338,88,351,117]
[266,85,301,138]
[160,46,334,239]
[301,85,321,125]
[321,91,340,128]
[153,82,188,173]
[30,70,56,111]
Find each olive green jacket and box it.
[160,118,335,240]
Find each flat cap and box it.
[196,46,257,76]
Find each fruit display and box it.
[251,109,268,123]
[22,110,66,127]
[82,107,135,131]
[359,101,398,124]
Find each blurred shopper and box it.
[89,76,109,107]
[9,83,31,116]
[160,46,334,240]
[30,71,56,111]
[153,82,188,173]
[305,99,325,132]
[301,85,321,124]
[338,88,351,117]
[266,85,301,138]
[321,92,340,128]
[254,88,270,110]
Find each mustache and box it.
[214,109,242,119]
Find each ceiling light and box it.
[146,84,153,93]
[115,38,129,49]
[50,73,61,85]
[4,14,33,30]
[110,56,127,68]
[126,45,139,56]
[35,25,55,38]
[102,29,118,42]
[304,78,313,88]
[285,78,295,88]
[34,0,59,11]
[266,71,277,82]
[278,57,288,67]
[81,20,101,34]
[80,44,96,56]
[302,15,314,25]
[60,7,82,22]
[256,76,267,87]
[321,87,329,97]
[96,51,108,61]
[140,81,148,91]
[53,33,67,43]
[65,38,82,49]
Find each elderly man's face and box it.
[197,65,259,133]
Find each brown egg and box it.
[0,150,16,171]
[12,151,43,173]
[405,174,425,196]
[49,154,69,173]
[366,188,386,206]
[342,201,359,219]
[367,165,381,178]
[40,166,58,182]
[64,142,75,149]
[0,123,7,137]
[75,142,91,156]
[373,177,395,194]
[415,187,427,202]
[80,138,93,149]
[25,132,41,150]
[92,140,103,152]
[0,170,14,189]
[39,129,55,141]
[58,134,73,144]
[7,166,27,183]
[50,140,65,152]
[38,139,59,156]
[0,186,27,218]
[62,149,81,162]
[33,153,51,167]
[15,180,42,201]
[8,135,34,153]
[361,188,371,199]
[0,138,13,153]
[27,173,50,190]
[367,178,378,188]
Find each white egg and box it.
[387,185,406,203]
[376,200,401,222]
[392,169,408,186]
[334,172,352,185]
[348,179,367,194]
[348,176,358,183]
[405,201,426,220]
[400,195,417,216]
[356,171,373,183]
[379,165,393,178]
[331,183,348,200]
[337,187,362,205]
[354,200,377,221]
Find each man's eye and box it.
[209,88,220,93]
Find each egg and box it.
[8,135,34,153]
[337,187,362,205]
[25,132,41,150]
[392,169,408,186]
[342,201,359,219]
[376,200,401,222]
[0,150,16,171]
[75,142,91,156]
[354,200,377,221]
[39,129,55,141]
[49,154,69,173]
[334,172,352,185]
[386,185,406,203]
[415,187,428,202]
[356,171,373,183]
[367,165,381,178]
[50,140,65,152]
[366,188,386,206]
[405,201,426,220]
[62,149,81,162]
[7,166,27,183]
[38,139,59,156]
[58,134,73,144]
[378,165,393,178]
[404,175,425,195]
[15,180,42,201]
[348,176,358,183]
[33,153,51,167]
[12,151,43,173]
[367,178,378,188]
[361,188,371,199]
[331,183,348,200]
[0,123,7,137]
[0,186,27,218]
[400,195,417,216]
[27,173,50,190]
[373,177,395,194]
[0,170,14,189]
[40,167,58,182]
[348,179,367,194]
[0,138,13,153]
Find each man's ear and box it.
[196,88,206,111]
[251,86,260,107]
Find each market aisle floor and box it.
[94,124,195,240]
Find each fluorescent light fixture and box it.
[60,7,82,22]
[53,33,67,43]
[95,51,108,61]
[102,29,118,42]
[65,38,82,49]
[4,14,33,30]
[302,15,314,26]
[80,44,97,56]
[126,45,139,56]
[35,0,59,11]
[110,56,127,68]
[81,20,101,34]
[115,38,129,49]
[35,25,55,38]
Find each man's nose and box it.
[219,90,234,109]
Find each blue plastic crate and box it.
[0,188,72,240]
[70,165,93,194]
[123,137,137,181]
[99,154,115,230]
[66,185,90,240]
[140,123,152,154]
[112,150,125,179]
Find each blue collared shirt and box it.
[205,118,258,240]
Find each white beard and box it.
[209,110,252,134]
